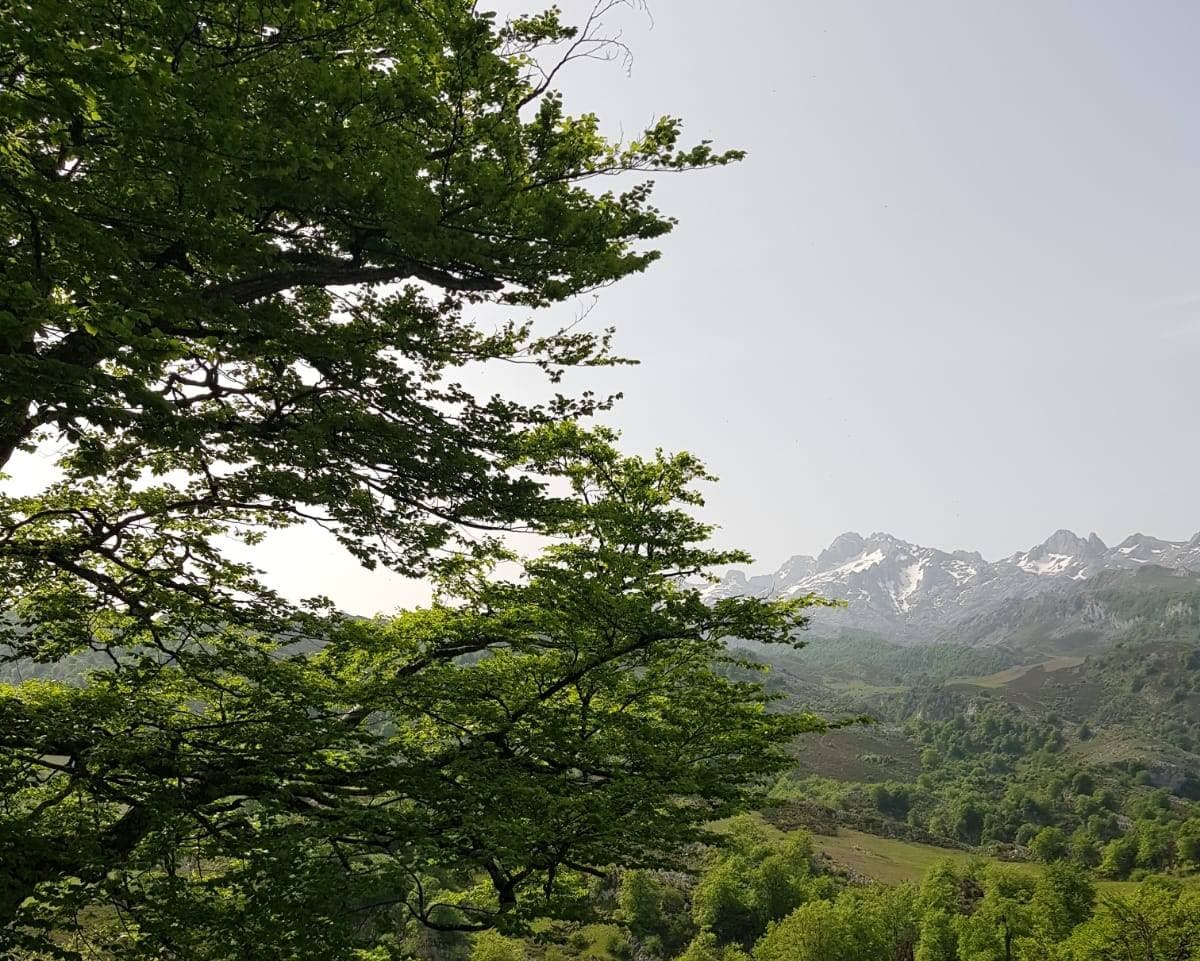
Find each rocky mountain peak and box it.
[1113,533,1175,561]
[775,554,818,584]
[817,532,867,569]
[1033,529,1105,558]
[1005,529,1110,578]
[710,527,1200,643]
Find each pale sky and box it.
[498,0,1200,574]
[8,1,1200,614]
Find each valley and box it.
[5,4,1198,956]
[712,531,1200,891]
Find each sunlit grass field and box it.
[811,827,1193,895]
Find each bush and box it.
[1030,826,1070,863]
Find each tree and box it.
[954,867,1035,961]
[472,931,528,961]
[1134,819,1176,872]
[749,883,917,961]
[1028,827,1069,864]
[836,883,920,961]
[953,800,987,845]
[752,900,858,961]
[754,832,819,928]
[916,910,959,961]
[0,0,764,954]
[917,859,967,916]
[692,819,825,948]
[1069,772,1096,796]
[677,931,751,961]
[1177,818,1200,869]
[873,782,914,819]
[3,426,828,958]
[693,857,762,948]
[618,870,693,957]
[1099,836,1139,880]
[619,871,667,941]
[1061,879,1200,961]
[1,0,743,641]
[1029,863,1094,944]
[1067,828,1101,869]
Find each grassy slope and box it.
[947,655,1084,689]
[739,816,1153,894]
[811,828,1184,895]
[813,828,1032,884]
[785,724,922,784]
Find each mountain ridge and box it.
[709,529,1200,642]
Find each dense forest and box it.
[1,1,1197,960]
[478,818,1200,961]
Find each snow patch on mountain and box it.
[709,528,1200,642]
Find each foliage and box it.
[675,932,749,961]
[1179,819,1200,869]
[827,695,1200,869]
[1,427,828,958]
[1029,828,1069,864]
[0,0,804,956]
[487,831,1197,961]
[0,0,743,657]
[953,866,1036,961]
[691,817,827,948]
[472,931,528,961]
[618,871,693,958]
[1029,864,1095,944]
[752,899,857,961]
[786,634,1021,687]
[1060,878,1200,961]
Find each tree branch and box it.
[203,257,503,304]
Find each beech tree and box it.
[0,0,741,642]
[1061,879,1200,961]
[2,427,825,959]
[0,3,826,958]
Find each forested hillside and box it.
[734,574,1200,889]
[413,818,1200,961]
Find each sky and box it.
[8,1,1200,614]
[479,0,1200,572]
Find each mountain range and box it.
[708,529,1200,643]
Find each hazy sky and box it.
[8,1,1200,614]
[495,0,1200,570]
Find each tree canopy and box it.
[0,0,742,652]
[2,426,825,958]
[0,3,831,958]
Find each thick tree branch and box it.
[203,257,503,305]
